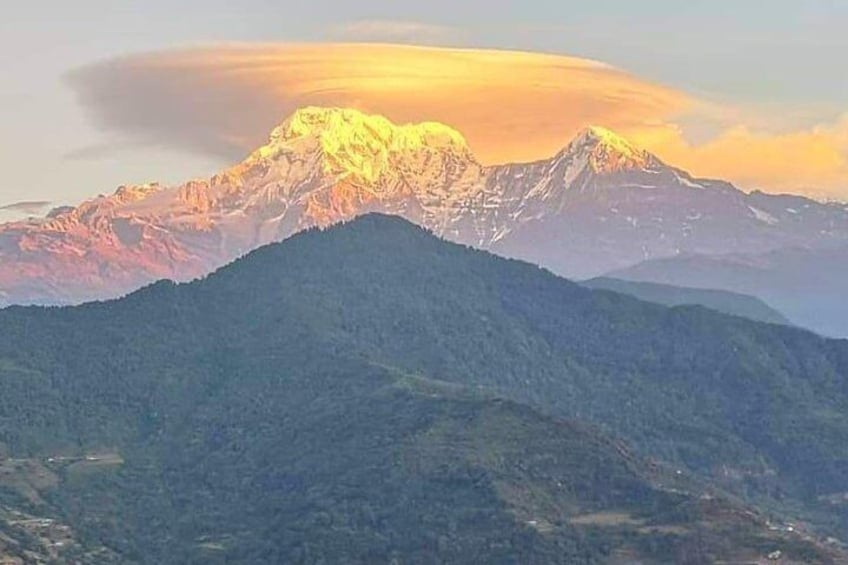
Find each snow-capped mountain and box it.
[1,107,847,305]
[486,133,848,278]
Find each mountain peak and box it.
[275,107,466,143]
[578,125,638,152]
[249,107,472,183]
[564,125,653,173]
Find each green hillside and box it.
[1,214,847,563]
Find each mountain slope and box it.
[3,360,835,564]
[610,245,848,337]
[1,107,846,305]
[1,215,848,562]
[582,277,791,325]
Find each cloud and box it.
[65,43,848,199]
[0,200,52,222]
[66,43,691,166]
[328,20,460,44]
[63,140,150,160]
[0,201,51,214]
[637,116,848,200]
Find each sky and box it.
[1,0,847,220]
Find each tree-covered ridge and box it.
[0,359,841,563]
[1,214,847,562]
[191,215,848,498]
[582,277,791,326]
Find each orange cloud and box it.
[67,43,848,199]
[67,43,691,165]
[639,117,848,200]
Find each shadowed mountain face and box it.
[582,277,791,326]
[1,215,847,562]
[610,245,848,338]
[1,107,846,306]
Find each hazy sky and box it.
[1,0,847,218]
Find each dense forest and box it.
[1,214,847,563]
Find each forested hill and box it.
[1,214,847,562]
[582,276,791,325]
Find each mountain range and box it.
[1,215,847,563]
[582,277,792,326]
[611,245,848,337]
[2,106,847,312]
